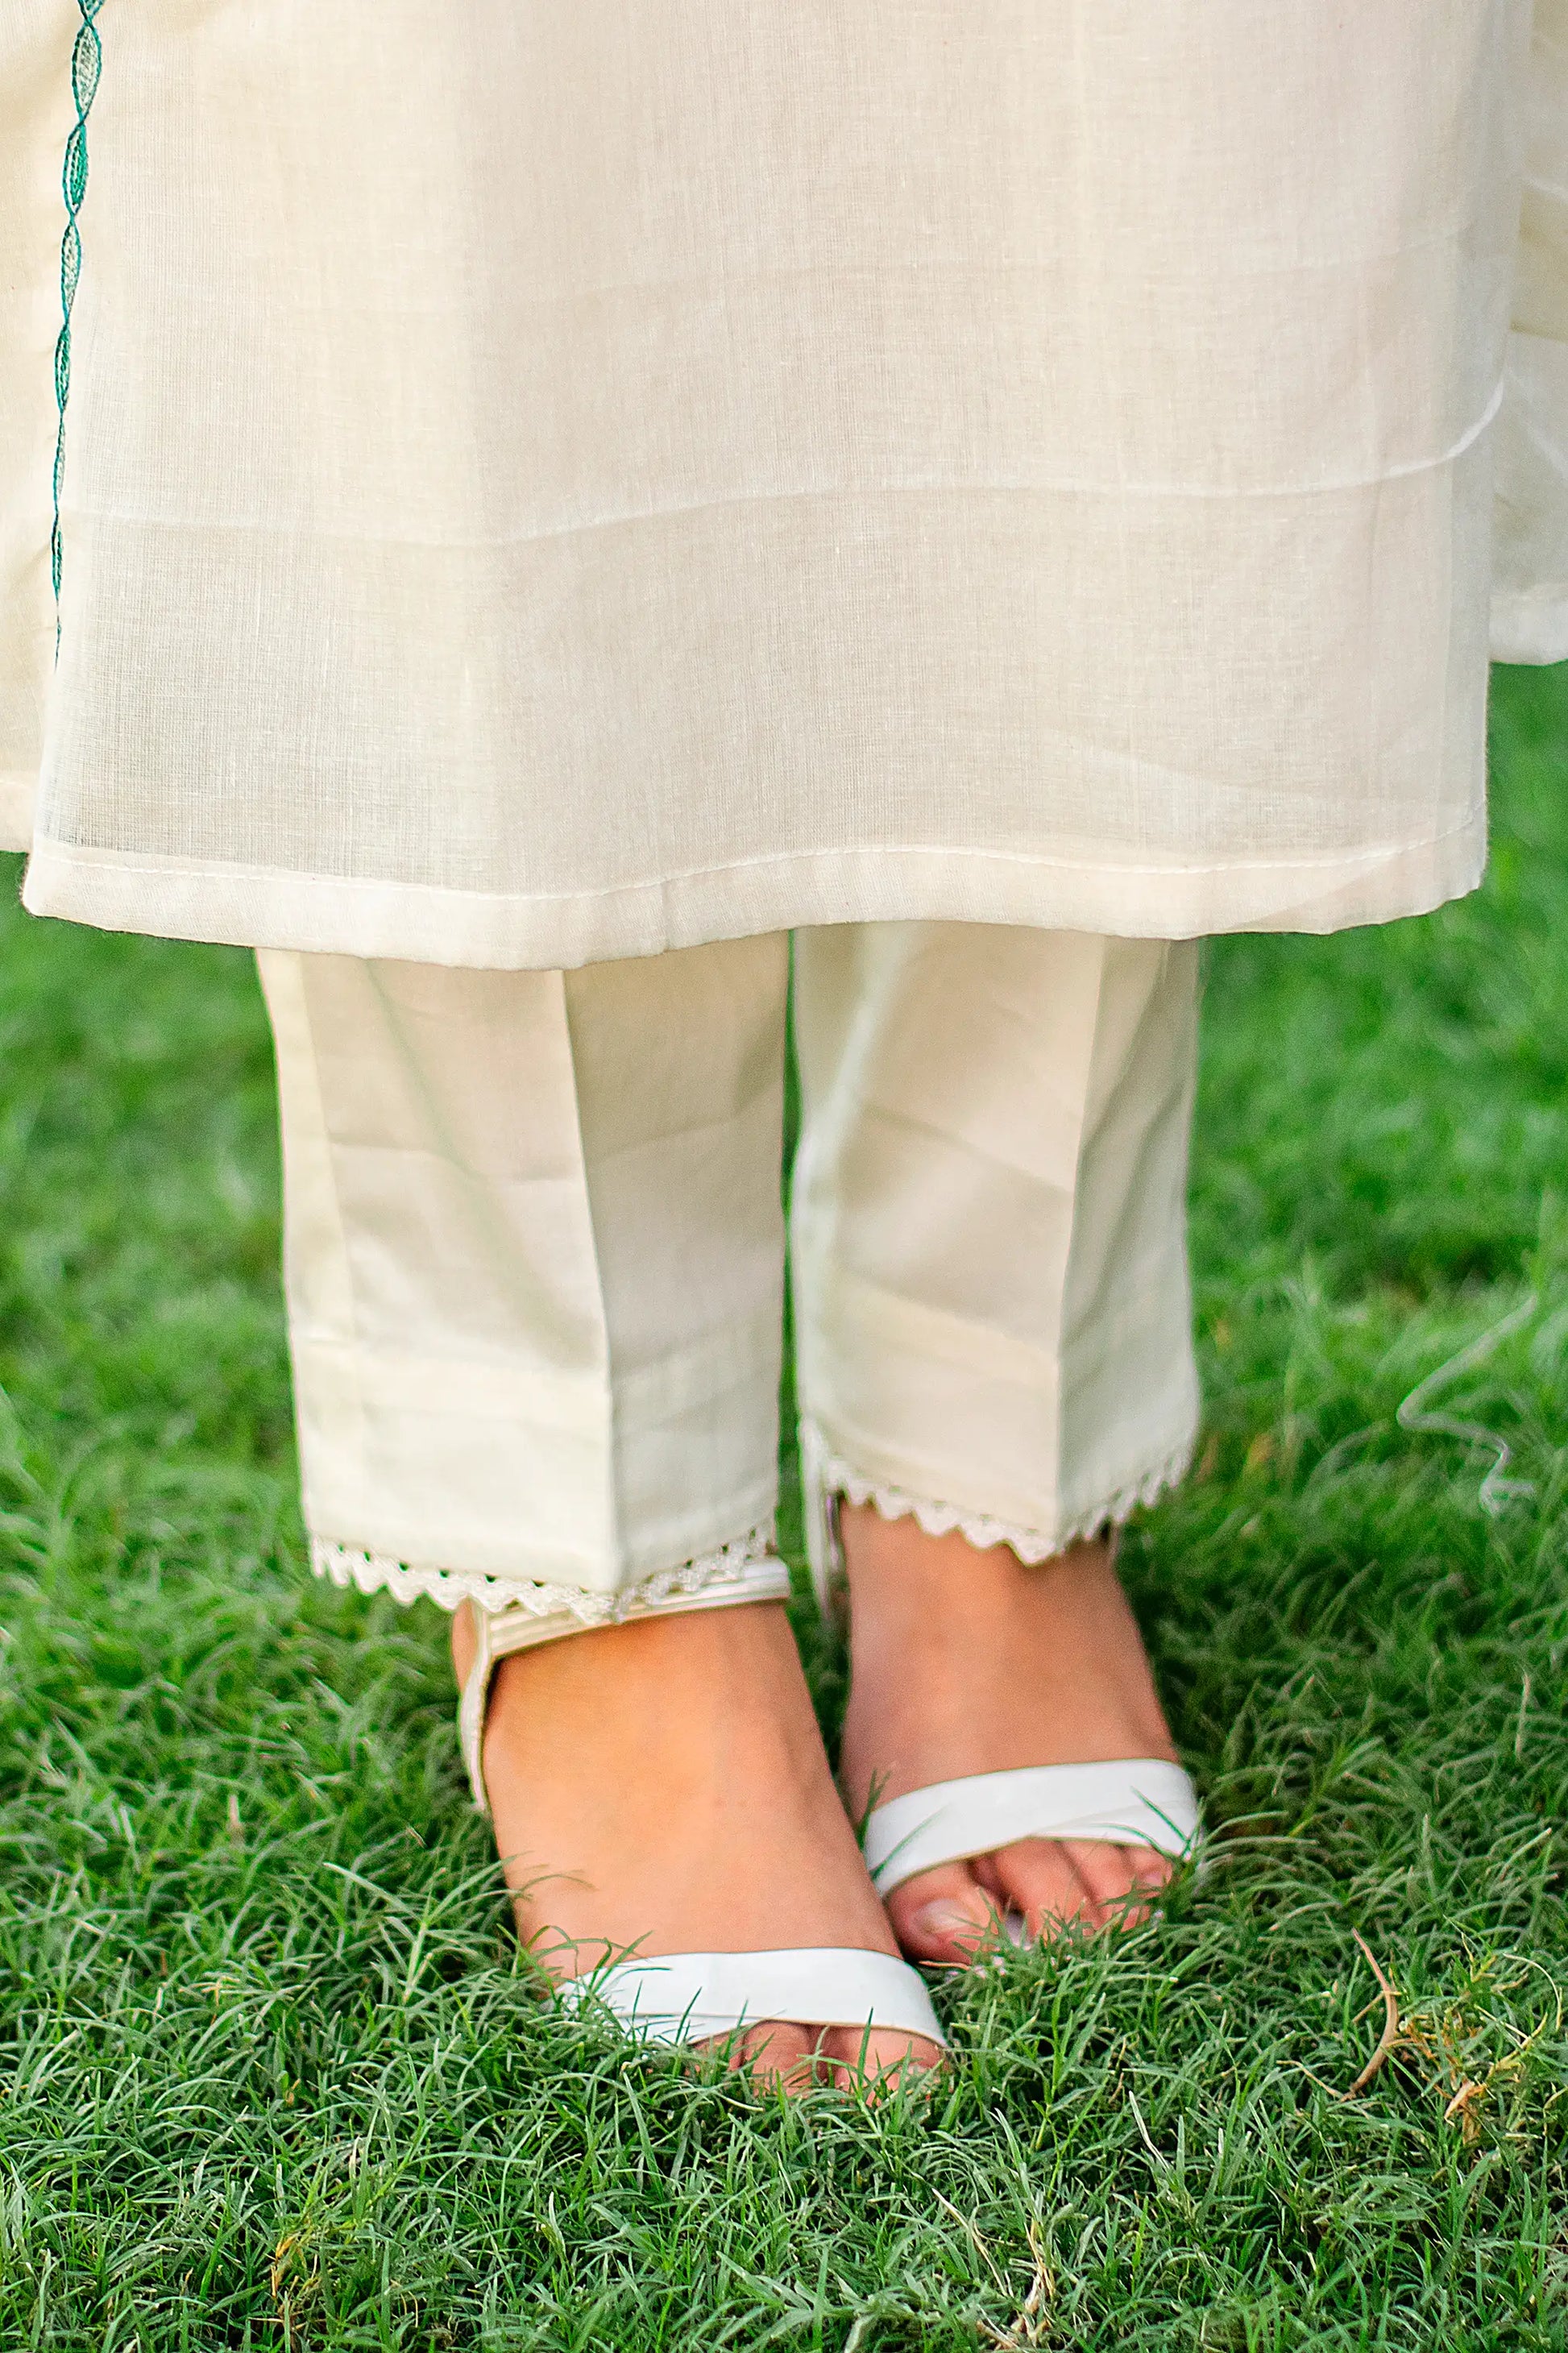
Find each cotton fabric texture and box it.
[3,3,1566,971]
[258,925,1199,1609]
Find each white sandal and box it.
[863,1757,1201,1901]
[457,1581,946,2054]
[801,1446,1202,1927]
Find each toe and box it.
[989,1836,1103,1940]
[823,2023,946,2092]
[884,1860,1003,1965]
[1059,1839,1173,1929]
[710,2020,822,2089]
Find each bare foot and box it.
[837,1508,1180,1967]
[451,1600,944,2091]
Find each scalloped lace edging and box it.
[309,1524,784,1623]
[800,1424,1195,1569]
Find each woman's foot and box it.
[451,1599,943,2091]
[837,1506,1180,1967]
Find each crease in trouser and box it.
[258,937,791,1612]
[789,924,1201,1592]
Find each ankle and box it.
[479,1603,813,1767]
[837,1504,1177,1789]
[451,1596,902,1971]
[839,1500,1099,1634]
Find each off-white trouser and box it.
[256,926,1199,1623]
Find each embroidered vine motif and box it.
[53,0,108,617]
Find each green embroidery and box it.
[52,0,107,616]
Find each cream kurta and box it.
[3,2,1566,970]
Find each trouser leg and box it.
[790,923,1200,1570]
[257,936,792,1616]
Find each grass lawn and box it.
[2,665,1566,2350]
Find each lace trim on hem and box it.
[309,1525,783,1622]
[802,1425,1195,1568]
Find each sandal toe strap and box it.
[559,1947,945,2047]
[865,1761,1201,1893]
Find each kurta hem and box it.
[1490,600,1568,667]
[21,819,1487,969]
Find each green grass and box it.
[2,667,1567,2349]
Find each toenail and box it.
[915,1899,989,1941]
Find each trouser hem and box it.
[798,1417,1196,1598]
[309,1524,788,1621]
